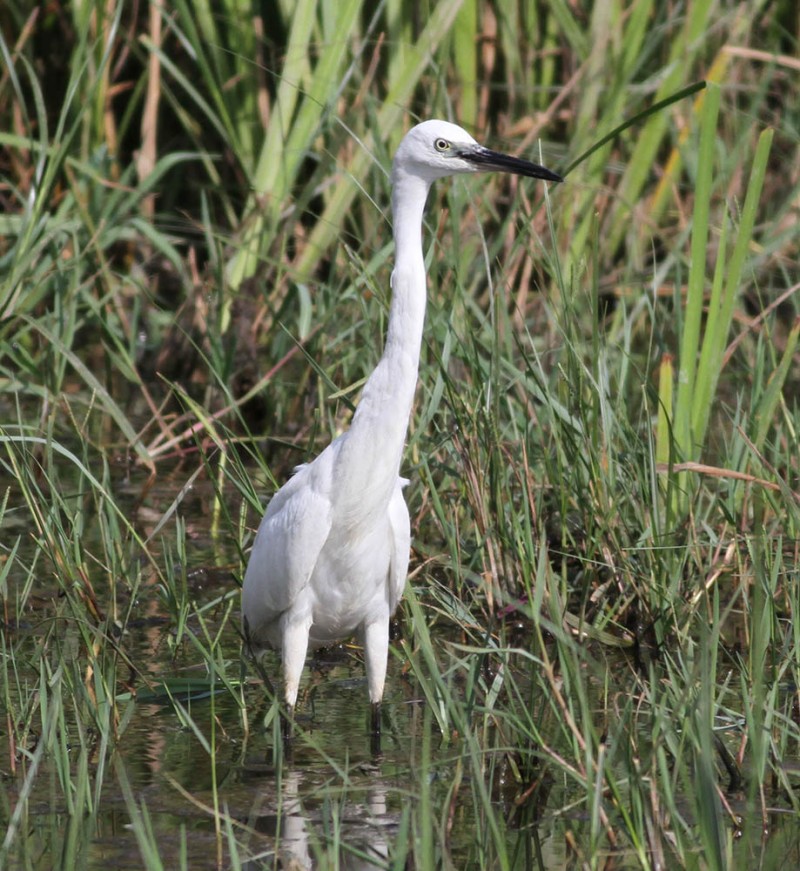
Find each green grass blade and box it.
[673,81,720,464]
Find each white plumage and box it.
[242,119,561,740]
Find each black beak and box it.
[462,145,563,183]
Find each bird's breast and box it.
[304,518,394,630]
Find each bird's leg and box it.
[370,701,382,734]
[369,702,383,756]
[281,704,295,743]
[281,618,311,736]
[363,617,390,752]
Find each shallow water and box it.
[3,458,800,869]
[7,581,800,870]
[0,510,570,870]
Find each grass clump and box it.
[1,0,799,868]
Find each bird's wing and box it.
[243,456,334,621]
[386,478,411,611]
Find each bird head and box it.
[391,119,562,186]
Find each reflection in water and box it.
[244,767,392,870]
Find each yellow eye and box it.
[434,138,450,152]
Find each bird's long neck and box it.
[382,174,431,395]
[333,173,431,512]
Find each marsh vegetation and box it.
[1,1,799,868]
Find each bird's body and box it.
[242,120,561,738]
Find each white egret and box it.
[242,119,561,743]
